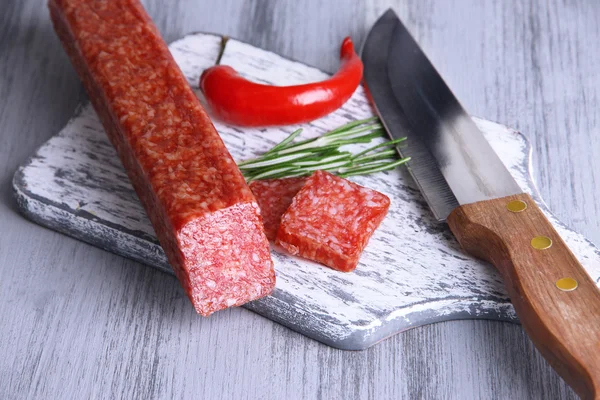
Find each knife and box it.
[363,9,600,399]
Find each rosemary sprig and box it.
[239,117,410,182]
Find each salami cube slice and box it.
[249,178,307,240]
[49,0,275,316]
[276,170,390,272]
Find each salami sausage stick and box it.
[48,0,275,316]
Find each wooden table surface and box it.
[2,0,599,399]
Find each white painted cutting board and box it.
[13,33,600,350]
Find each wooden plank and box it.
[1,0,598,398]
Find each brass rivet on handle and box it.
[506,199,527,213]
[531,236,552,250]
[556,277,578,291]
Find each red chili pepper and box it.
[200,37,363,127]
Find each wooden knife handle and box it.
[447,193,600,399]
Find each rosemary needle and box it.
[239,118,409,182]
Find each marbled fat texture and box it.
[277,171,390,272]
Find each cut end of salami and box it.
[179,202,275,316]
[249,177,307,241]
[276,171,390,272]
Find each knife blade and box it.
[363,9,600,399]
[362,9,521,221]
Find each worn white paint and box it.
[14,33,600,350]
